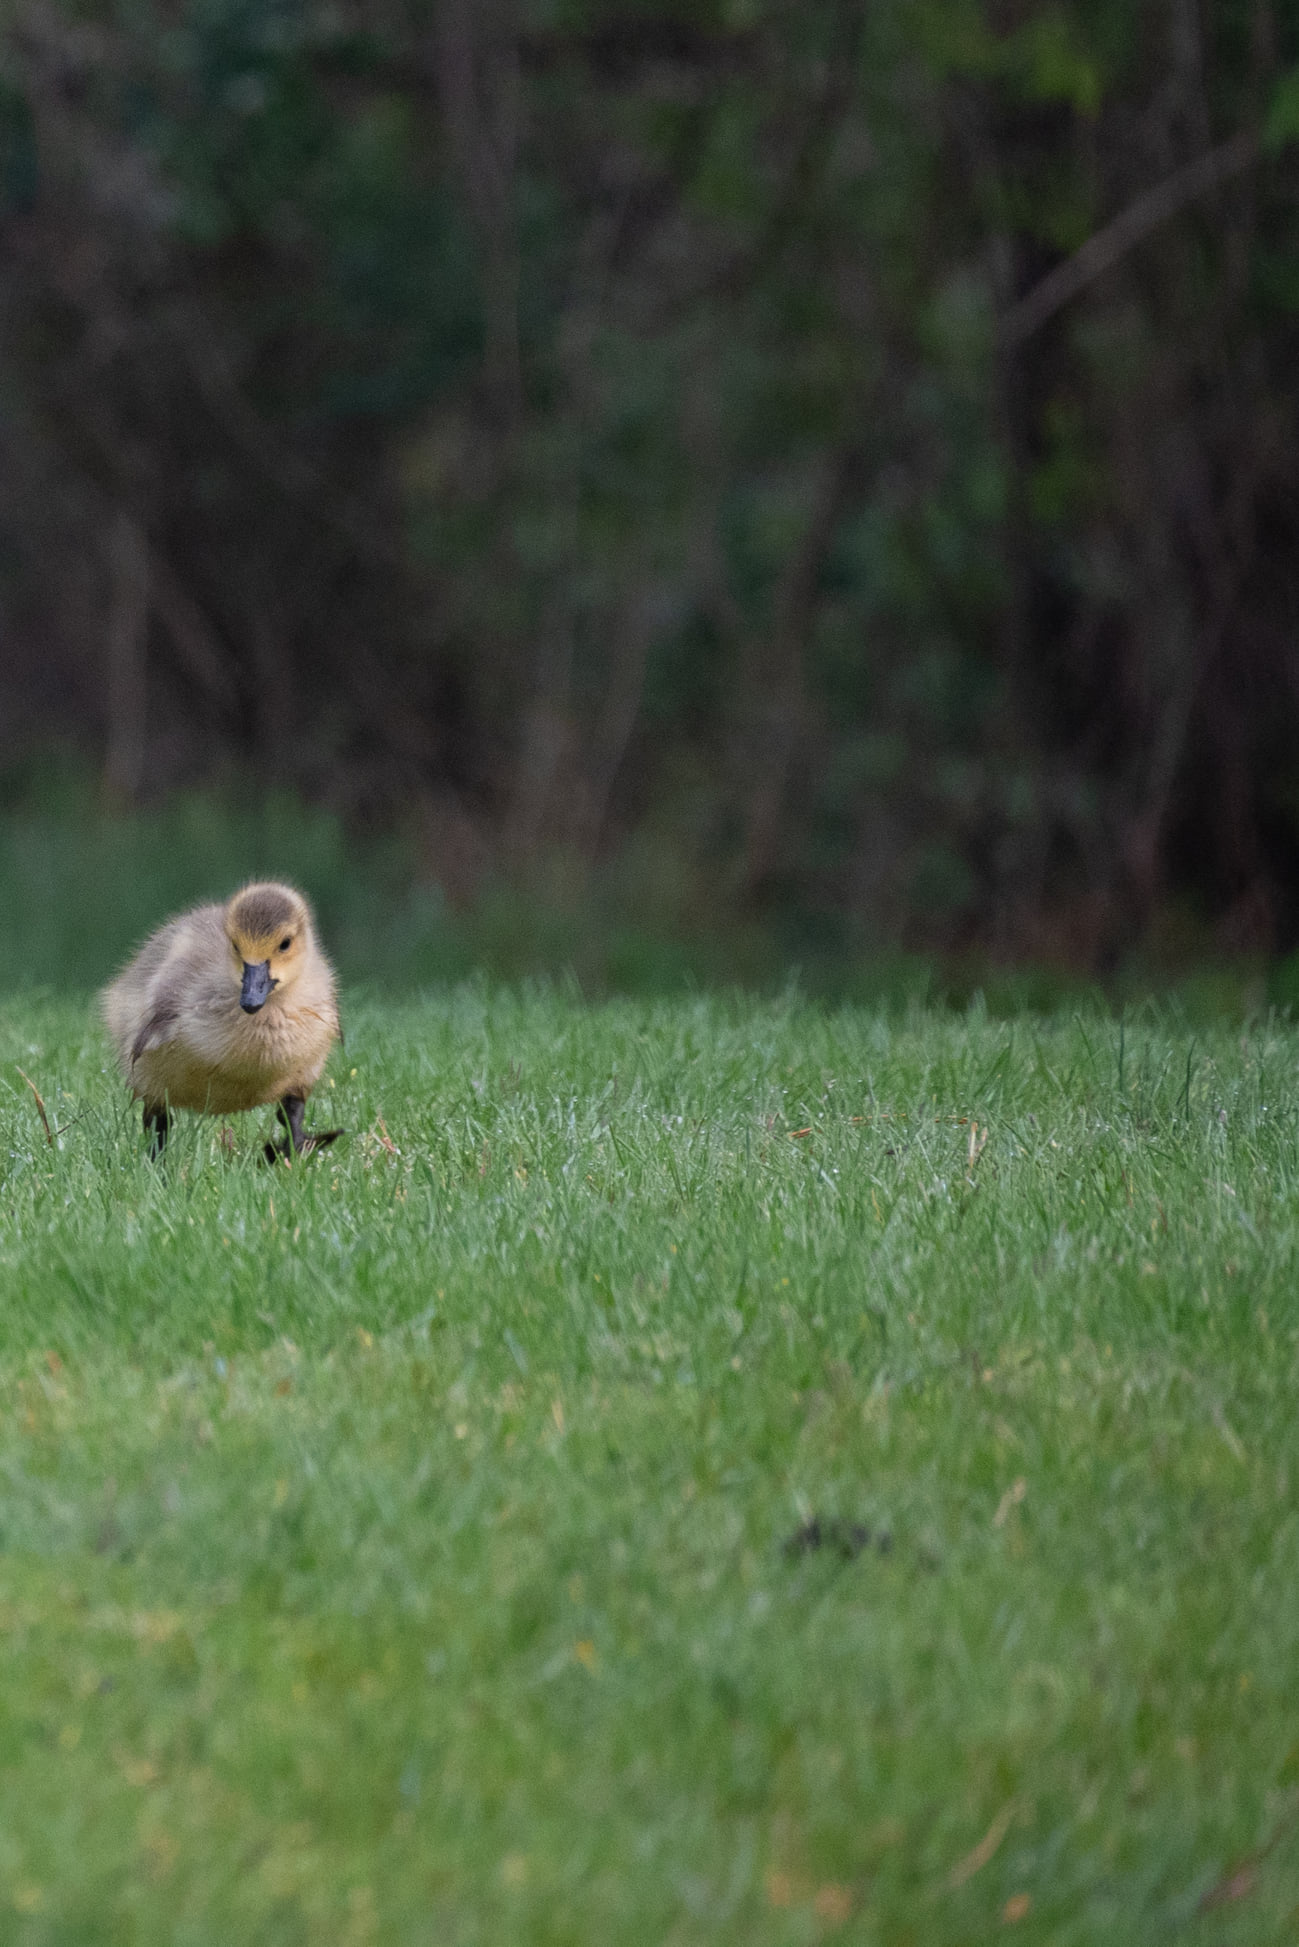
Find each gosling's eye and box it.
[279,936,292,953]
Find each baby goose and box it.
[102,881,342,1158]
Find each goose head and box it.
[224,882,315,1014]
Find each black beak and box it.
[240,960,275,1012]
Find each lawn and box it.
[0,986,1296,1944]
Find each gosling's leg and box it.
[263,1093,306,1164]
[264,1093,343,1164]
[281,1094,307,1154]
[144,1104,171,1157]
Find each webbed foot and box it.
[262,1093,343,1163]
[263,1128,344,1165]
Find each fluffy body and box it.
[102,885,339,1117]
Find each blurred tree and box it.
[2,0,1299,964]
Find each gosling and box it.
[102,881,342,1158]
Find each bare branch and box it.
[102,508,149,805]
[1001,129,1259,348]
[149,557,238,709]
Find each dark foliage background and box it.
[4,0,1299,971]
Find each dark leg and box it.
[280,1094,307,1153]
[264,1093,343,1164]
[264,1094,306,1164]
[144,1104,171,1157]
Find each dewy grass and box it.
[0,988,1297,1943]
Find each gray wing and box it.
[123,905,225,1063]
[130,992,181,1064]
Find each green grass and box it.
[1,987,1298,1943]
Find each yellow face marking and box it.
[227,927,303,974]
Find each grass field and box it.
[1,986,1298,1944]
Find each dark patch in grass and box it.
[93,1516,122,1557]
[783,1516,891,1561]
